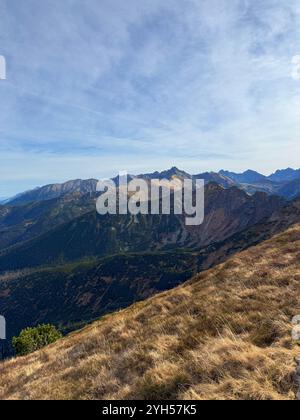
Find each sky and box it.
[1,0,300,196]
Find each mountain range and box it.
[4,167,300,206]
[0,183,285,272]
[1,167,300,354]
[7,179,98,206]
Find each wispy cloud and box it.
[1,0,300,195]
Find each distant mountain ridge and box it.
[277,178,300,200]
[268,168,300,182]
[4,166,300,206]
[220,167,300,184]
[219,169,267,184]
[7,179,98,206]
[0,184,285,272]
[138,166,192,180]
[218,168,300,199]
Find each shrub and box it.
[12,324,62,356]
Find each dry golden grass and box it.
[1,223,300,400]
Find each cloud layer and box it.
[0,0,300,195]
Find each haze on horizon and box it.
[0,0,300,196]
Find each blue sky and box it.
[1,0,300,196]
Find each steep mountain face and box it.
[194,172,235,188]
[139,166,192,180]
[237,179,281,195]
[197,197,300,268]
[1,222,300,400]
[219,168,300,199]
[0,193,96,250]
[7,179,98,205]
[0,184,285,272]
[277,179,300,200]
[219,169,267,184]
[269,168,300,182]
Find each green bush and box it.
[12,324,62,356]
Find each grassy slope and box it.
[1,224,300,400]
